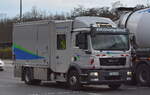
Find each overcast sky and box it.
[0,0,148,18]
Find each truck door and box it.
[73,33,91,67]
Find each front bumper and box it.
[80,69,132,85]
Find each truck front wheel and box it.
[136,64,150,86]
[108,84,121,90]
[67,70,81,90]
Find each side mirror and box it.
[90,27,96,37]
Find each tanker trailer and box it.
[119,8,150,86]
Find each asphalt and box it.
[0,60,150,95]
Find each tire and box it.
[0,69,4,71]
[136,64,150,86]
[24,68,41,85]
[24,68,33,85]
[67,70,81,90]
[108,84,121,90]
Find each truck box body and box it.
[13,20,73,73]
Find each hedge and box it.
[0,47,12,59]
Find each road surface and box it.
[0,61,150,95]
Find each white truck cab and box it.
[13,16,132,90]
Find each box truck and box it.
[118,8,150,86]
[13,16,132,90]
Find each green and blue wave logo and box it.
[13,44,44,60]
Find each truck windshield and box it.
[91,34,129,50]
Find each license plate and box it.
[109,72,119,76]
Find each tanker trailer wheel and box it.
[108,84,121,90]
[67,70,81,90]
[136,64,150,86]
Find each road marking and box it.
[126,87,137,90]
[0,84,17,87]
[88,93,103,95]
[27,93,40,95]
[29,91,83,95]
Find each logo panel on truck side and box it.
[13,44,45,60]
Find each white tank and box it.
[119,8,150,48]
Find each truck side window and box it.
[75,33,88,49]
[57,34,66,50]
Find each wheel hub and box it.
[69,76,77,85]
[25,73,30,82]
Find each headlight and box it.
[127,71,132,76]
[90,72,99,76]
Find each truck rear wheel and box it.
[136,64,150,86]
[108,84,121,90]
[67,70,81,90]
[24,68,41,85]
[24,69,33,85]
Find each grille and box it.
[100,58,126,66]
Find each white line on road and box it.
[88,93,103,95]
